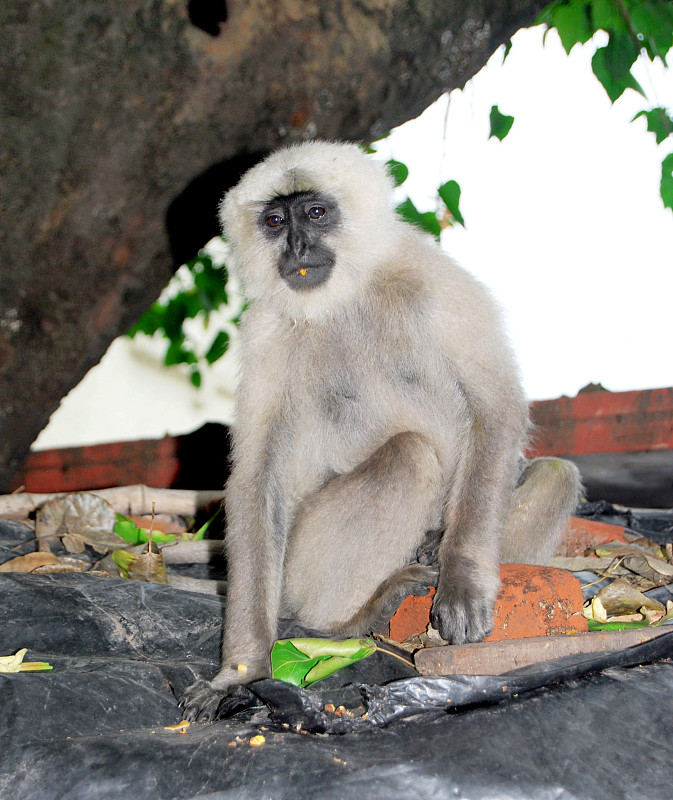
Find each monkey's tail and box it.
[500,457,583,566]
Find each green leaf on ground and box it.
[271,638,376,687]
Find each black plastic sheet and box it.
[2,520,673,799]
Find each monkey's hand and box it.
[179,677,258,723]
[430,557,498,645]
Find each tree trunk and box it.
[0,0,545,490]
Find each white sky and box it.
[35,25,672,449]
[375,25,673,400]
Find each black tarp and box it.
[2,518,673,799]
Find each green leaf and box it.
[190,367,202,388]
[113,515,146,546]
[550,0,593,54]
[396,198,442,240]
[192,506,222,541]
[438,180,465,227]
[587,619,651,631]
[633,108,673,144]
[113,513,176,545]
[661,153,673,211]
[271,638,375,687]
[590,0,627,34]
[489,105,515,142]
[164,340,197,367]
[194,260,228,309]
[127,303,166,338]
[111,548,135,579]
[205,330,230,365]
[591,33,645,103]
[631,1,673,62]
[387,159,409,187]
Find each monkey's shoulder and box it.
[368,240,497,325]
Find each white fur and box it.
[220,141,402,320]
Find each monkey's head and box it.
[219,141,401,319]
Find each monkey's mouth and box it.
[279,259,334,290]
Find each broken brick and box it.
[558,516,628,557]
[388,563,587,644]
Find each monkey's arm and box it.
[430,419,517,644]
[416,267,529,645]
[180,324,291,721]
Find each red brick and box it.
[559,516,628,558]
[486,564,587,641]
[527,387,673,457]
[11,438,181,493]
[389,586,437,642]
[388,564,587,644]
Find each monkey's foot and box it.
[178,680,256,723]
[415,528,443,566]
[430,559,497,644]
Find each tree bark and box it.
[0,0,545,491]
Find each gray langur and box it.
[180,141,581,721]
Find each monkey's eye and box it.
[266,214,284,228]
[308,206,325,220]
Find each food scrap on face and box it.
[299,269,307,276]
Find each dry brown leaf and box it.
[550,556,618,573]
[35,493,121,554]
[589,541,660,558]
[583,579,666,623]
[33,556,91,574]
[619,554,673,590]
[0,552,60,573]
[113,541,168,584]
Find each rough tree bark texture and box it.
[0,0,545,491]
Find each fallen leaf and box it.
[0,649,53,672]
[0,648,28,672]
[550,556,617,573]
[271,638,375,687]
[583,579,666,624]
[36,493,121,554]
[33,556,91,574]
[0,552,60,573]
[112,540,167,583]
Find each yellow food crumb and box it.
[249,735,266,747]
[164,720,190,732]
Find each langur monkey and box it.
[180,141,581,721]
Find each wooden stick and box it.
[0,485,224,520]
[414,627,671,676]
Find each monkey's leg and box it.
[282,431,444,633]
[501,457,583,564]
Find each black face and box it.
[259,192,340,290]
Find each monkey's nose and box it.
[288,230,309,259]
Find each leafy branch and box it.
[537,0,673,210]
[126,248,243,388]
